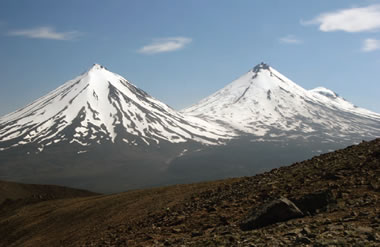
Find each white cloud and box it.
[138,37,192,54]
[8,26,82,40]
[362,39,380,52]
[304,4,380,32]
[279,35,303,44]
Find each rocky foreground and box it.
[1,139,380,246]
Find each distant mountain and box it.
[169,63,380,184]
[0,64,232,192]
[0,64,229,153]
[182,63,380,141]
[0,63,379,193]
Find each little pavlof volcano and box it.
[1,63,379,193]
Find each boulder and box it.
[292,189,335,215]
[240,197,303,231]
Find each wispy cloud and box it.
[138,37,192,54]
[303,4,380,32]
[362,38,380,52]
[279,35,303,44]
[8,26,82,40]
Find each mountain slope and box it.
[0,64,230,154]
[0,64,233,192]
[1,138,379,247]
[183,63,380,141]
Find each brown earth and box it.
[1,139,380,246]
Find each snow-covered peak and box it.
[0,64,233,153]
[86,64,114,79]
[182,64,380,139]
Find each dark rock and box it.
[219,215,229,225]
[1,198,14,206]
[240,197,303,231]
[367,232,378,241]
[370,180,380,191]
[292,189,335,215]
[220,231,232,235]
[322,172,339,180]
[296,236,312,244]
[206,206,216,212]
[164,240,171,246]
[371,150,380,158]
[191,231,202,237]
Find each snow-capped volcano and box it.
[0,64,230,153]
[183,63,380,140]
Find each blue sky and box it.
[0,0,379,116]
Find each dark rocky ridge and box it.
[0,180,98,204]
[0,138,379,246]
